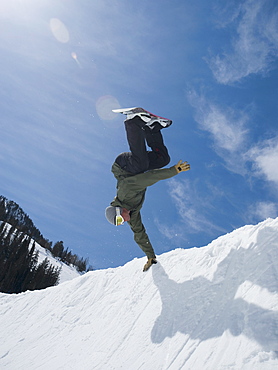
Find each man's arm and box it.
[128,210,156,259]
[122,161,190,192]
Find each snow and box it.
[34,241,80,283]
[0,218,277,369]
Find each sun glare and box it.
[0,0,47,21]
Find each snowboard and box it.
[112,107,170,121]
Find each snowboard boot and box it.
[125,108,172,131]
[143,258,157,272]
[125,108,152,122]
[144,117,172,131]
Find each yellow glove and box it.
[143,258,157,272]
[174,160,190,173]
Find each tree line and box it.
[0,223,61,293]
[50,241,89,272]
[0,196,91,273]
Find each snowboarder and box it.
[105,108,190,271]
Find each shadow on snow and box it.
[151,226,278,353]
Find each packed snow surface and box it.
[0,218,277,369]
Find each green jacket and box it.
[110,162,178,259]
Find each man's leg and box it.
[115,116,149,174]
[144,126,170,170]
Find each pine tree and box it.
[0,225,60,293]
[52,241,64,259]
[1,196,92,273]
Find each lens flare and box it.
[50,18,69,43]
[71,52,82,67]
[96,96,120,121]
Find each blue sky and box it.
[1,0,277,269]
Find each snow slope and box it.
[0,218,277,370]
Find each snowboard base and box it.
[112,107,170,121]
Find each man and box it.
[105,108,190,271]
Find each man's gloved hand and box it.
[174,160,190,173]
[143,258,157,272]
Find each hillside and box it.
[0,218,277,370]
[1,222,80,285]
[33,239,80,283]
[0,196,89,273]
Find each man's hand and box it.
[143,258,157,272]
[174,160,190,173]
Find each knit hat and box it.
[105,206,122,225]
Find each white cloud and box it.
[208,0,278,84]
[168,179,202,231]
[188,91,278,190]
[248,201,277,221]
[246,137,278,185]
[200,105,247,153]
[154,220,185,243]
[187,90,249,173]
[157,178,226,241]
